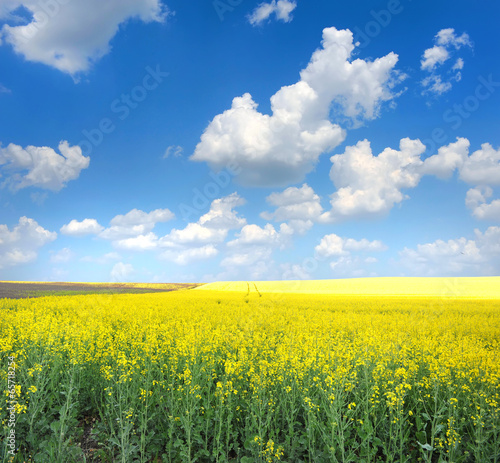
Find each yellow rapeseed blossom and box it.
[0,284,499,460]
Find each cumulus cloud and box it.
[459,143,500,186]
[159,193,246,264]
[100,208,174,241]
[228,223,292,248]
[222,222,293,270]
[420,28,472,95]
[60,218,104,236]
[419,139,500,186]
[248,0,297,25]
[0,0,169,75]
[191,27,403,187]
[261,138,500,222]
[110,262,134,282]
[421,45,449,71]
[0,140,90,191]
[465,187,500,221]
[160,245,218,265]
[0,216,56,268]
[321,138,426,221]
[400,227,500,276]
[419,137,470,179]
[315,233,386,258]
[261,184,323,228]
[419,140,500,218]
[161,194,245,248]
[113,232,159,251]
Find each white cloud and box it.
[0,140,90,191]
[50,247,74,264]
[262,183,323,224]
[228,223,292,248]
[322,138,425,221]
[400,227,500,276]
[60,218,104,236]
[452,58,464,70]
[0,216,56,269]
[419,139,500,186]
[435,28,471,48]
[161,223,226,246]
[113,232,159,251]
[420,28,472,95]
[110,208,175,227]
[221,245,273,268]
[191,27,403,187]
[248,0,297,26]
[163,145,183,159]
[159,194,246,264]
[100,208,174,241]
[110,262,134,282]
[421,75,452,95]
[198,193,247,230]
[222,222,293,269]
[161,194,245,247]
[476,226,500,255]
[459,143,500,186]
[261,138,500,222]
[315,233,387,258]
[466,187,500,221]
[421,45,449,71]
[160,245,218,265]
[420,137,470,179]
[1,0,169,75]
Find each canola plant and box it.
[1,286,499,462]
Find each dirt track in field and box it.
[0,282,200,299]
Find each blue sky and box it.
[0,0,499,282]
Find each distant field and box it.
[0,281,201,299]
[196,277,500,298]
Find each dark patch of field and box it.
[0,282,201,299]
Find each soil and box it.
[0,282,199,299]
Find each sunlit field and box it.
[197,277,500,298]
[1,280,499,462]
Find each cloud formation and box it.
[0,141,90,191]
[0,216,56,268]
[400,227,500,276]
[322,138,426,221]
[261,138,500,222]
[315,234,387,258]
[159,193,246,264]
[191,27,403,187]
[0,0,169,75]
[248,0,297,26]
[60,219,104,236]
[420,28,472,95]
[100,208,175,241]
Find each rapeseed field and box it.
[1,284,499,462]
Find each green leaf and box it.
[434,424,445,433]
[417,442,433,451]
[416,431,427,443]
